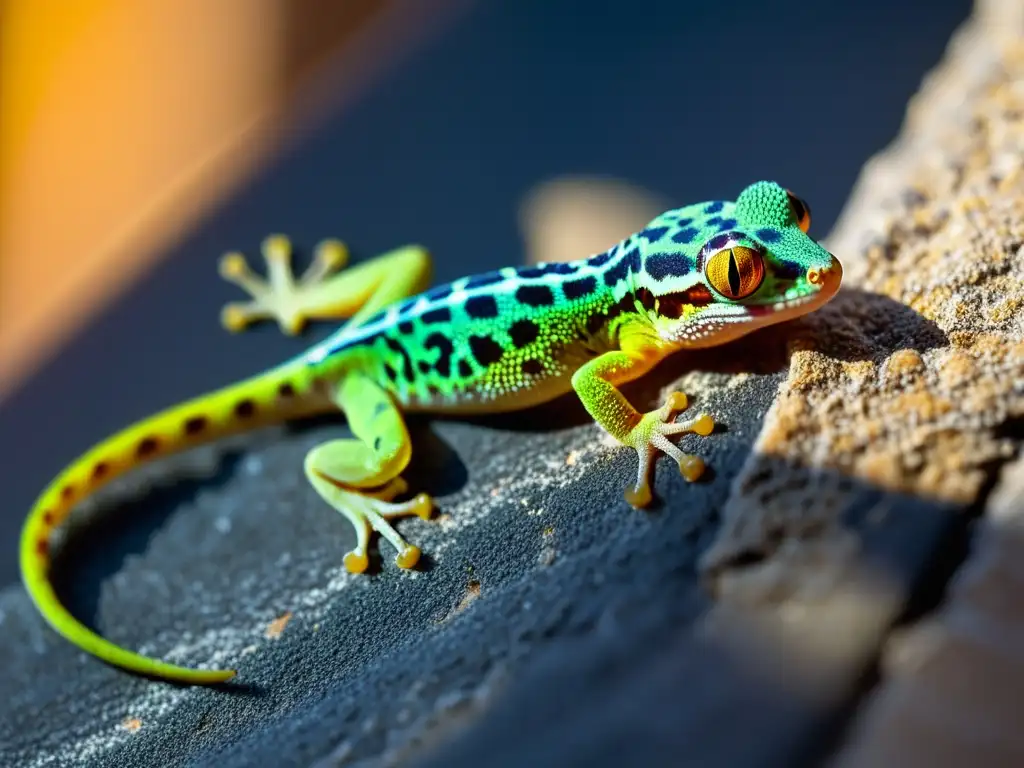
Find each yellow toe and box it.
[692,413,714,436]
[679,455,705,482]
[344,551,369,574]
[396,546,421,569]
[624,483,653,508]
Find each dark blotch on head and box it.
[757,228,782,243]
[645,253,692,280]
[465,270,505,290]
[457,359,473,378]
[563,275,597,300]
[515,285,555,307]
[777,260,803,280]
[521,359,544,376]
[509,319,540,348]
[398,320,415,334]
[136,437,159,457]
[640,226,669,243]
[92,462,109,480]
[384,363,398,382]
[717,218,737,232]
[184,415,208,435]
[425,333,455,377]
[234,399,256,418]
[417,360,431,374]
[704,201,724,214]
[706,216,723,228]
[469,335,504,366]
[420,307,451,324]
[465,295,499,319]
[672,227,699,244]
[278,382,296,398]
[373,436,383,453]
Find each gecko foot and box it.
[219,234,349,335]
[623,391,714,508]
[339,488,434,573]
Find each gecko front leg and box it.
[571,327,714,507]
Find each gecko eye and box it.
[705,245,765,300]
[786,190,812,233]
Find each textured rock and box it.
[701,0,1024,596]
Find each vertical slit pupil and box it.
[727,250,742,296]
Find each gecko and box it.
[19,180,841,685]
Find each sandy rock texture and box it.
[703,0,1024,601]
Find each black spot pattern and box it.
[384,336,415,381]
[424,284,454,302]
[465,270,505,290]
[398,321,415,334]
[417,360,431,374]
[645,253,692,280]
[420,307,451,324]
[717,218,737,231]
[587,248,616,268]
[517,262,578,279]
[509,319,539,348]
[563,275,597,300]
[672,227,699,244]
[521,359,544,376]
[757,228,782,243]
[704,201,724,214]
[424,332,455,376]
[469,335,504,366]
[602,247,640,287]
[465,295,499,319]
[706,216,723,228]
[640,226,669,243]
[457,359,473,378]
[515,285,555,307]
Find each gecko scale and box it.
[20,181,841,684]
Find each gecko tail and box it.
[19,360,325,684]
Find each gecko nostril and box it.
[807,268,823,285]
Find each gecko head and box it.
[650,181,842,347]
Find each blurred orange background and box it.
[0,0,466,403]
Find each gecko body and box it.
[20,181,841,684]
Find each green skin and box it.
[20,180,842,684]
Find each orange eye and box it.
[786,190,812,233]
[705,246,765,299]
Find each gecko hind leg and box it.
[219,235,349,334]
[218,236,431,335]
[304,374,433,573]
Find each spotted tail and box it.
[20,360,328,684]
